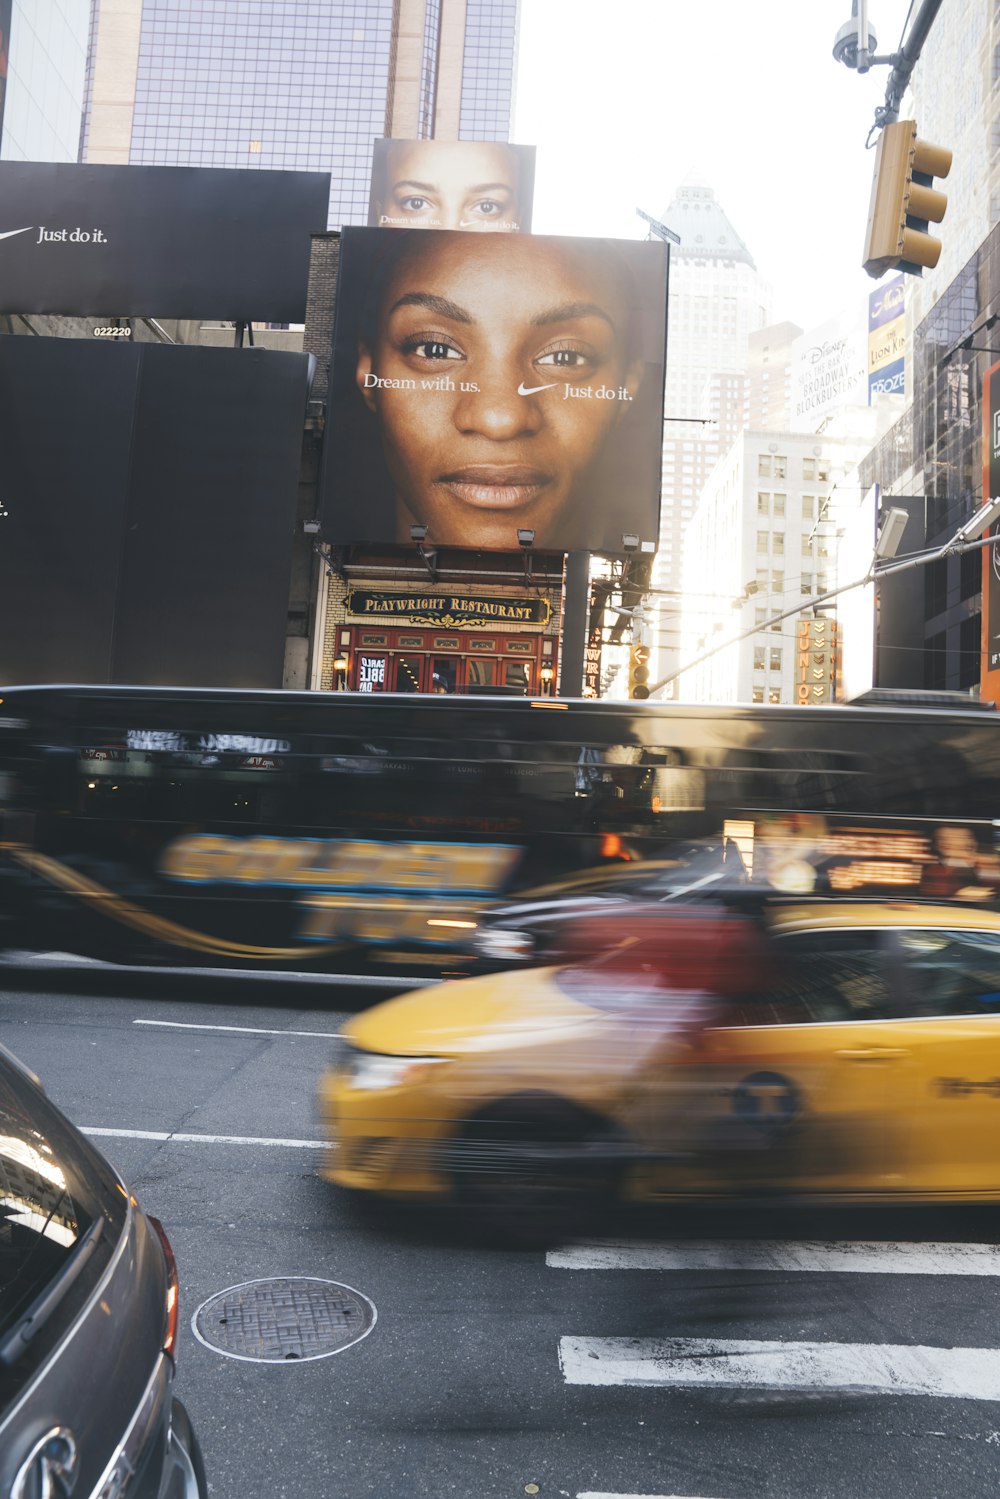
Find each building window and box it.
[925,558,948,619]
[756,568,769,590]
[802,496,815,519]
[755,607,767,626]
[771,570,784,591]
[960,613,981,689]
[961,547,981,600]
[803,457,816,480]
[770,647,782,671]
[773,493,786,517]
[752,687,765,703]
[768,688,781,704]
[757,493,769,515]
[773,456,787,478]
[758,455,772,478]
[801,574,813,594]
[756,530,769,553]
[773,533,784,555]
[753,645,766,670]
[817,460,830,481]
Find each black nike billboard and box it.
[0,337,313,687]
[0,162,330,320]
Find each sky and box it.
[513,0,915,333]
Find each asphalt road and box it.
[3,966,1000,1499]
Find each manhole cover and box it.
[192,1277,377,1363]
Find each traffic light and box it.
[863,119,952,278]
[628,642,650,700]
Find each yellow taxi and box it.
[318,901,1000,1234]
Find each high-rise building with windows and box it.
[81,0,520,227]
[0,0,90,162]
[644,178,772,692]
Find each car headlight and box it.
[473,928,535,961]
[348,1052,449,1091]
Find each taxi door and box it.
[874,925,1000,1195]
[635,926,908,1198]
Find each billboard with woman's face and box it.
[319,227,668,555]
[368,139,535,232]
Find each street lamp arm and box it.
[647,509,1000,698]
[646,572,875,698]
[874,528,999,577]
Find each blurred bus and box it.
[0,683,998,975]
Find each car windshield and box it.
[0,1055,126,1369]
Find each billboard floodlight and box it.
[874,507,909,559]
[953,494,1000,544]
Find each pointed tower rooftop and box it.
[659,178,756,267]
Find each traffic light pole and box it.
[876,0,944,129]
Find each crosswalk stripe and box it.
[559,1336,1000,1398]
[548,1240,1000,1275]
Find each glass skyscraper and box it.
[82,0,520,227]
[0,0,89,162]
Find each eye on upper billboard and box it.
[0,162,330,321]
[319,227,668,555]
[368,139,535,232]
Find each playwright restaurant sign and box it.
[320,226,668,555]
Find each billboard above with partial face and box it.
[318,226,668,555]
[368,139,535,232]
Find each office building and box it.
[847,0,1000,694]
[0,0,89,161]
[679,428,868,704]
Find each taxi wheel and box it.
[453,1095,623,1246]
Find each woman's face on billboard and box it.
[376,142,522,231]
[356,235,644,550]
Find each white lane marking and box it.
[3,951,437,987]
[133,1019,342,1039]
[578,1493,724,1499]
[548,1240,1000,1276]
[82,1127,323,1148]
[559,1336,1000,1399]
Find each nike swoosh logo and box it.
[517,381,558,396]
[0,227,31,242]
